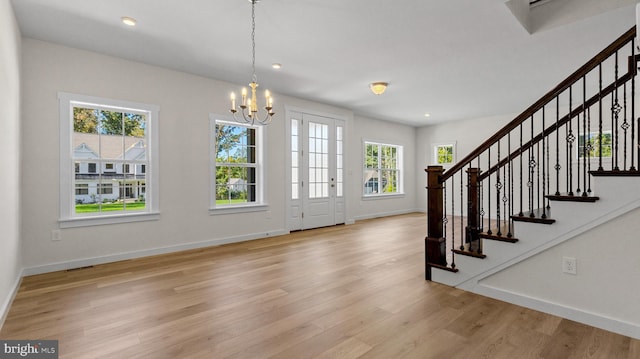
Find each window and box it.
[578,131,612,159]
[75,184,89,195]
[58,93,159,227]
[433,143,456,166]
[363,141,403,196]
[211,118,264,210]
[98,183,113,195]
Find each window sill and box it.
[209,203,269,215]
[362,193,405,201]
[59,212,160,228]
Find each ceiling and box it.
[10,0,638,126]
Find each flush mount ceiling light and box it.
[229,0,275,125]
[369,82,388,95]
[121,16,137,27]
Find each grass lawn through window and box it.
[75,202,146,213]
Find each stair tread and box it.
[479,232,519,243]
[546,193,599,202]
[590,169,640,176]
[428,262,459,273]
[511,208,555,224]
[453,242,486,259]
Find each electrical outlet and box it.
[51,229,61,241]
[562,256,577,275]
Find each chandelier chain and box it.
[251,0,257,83]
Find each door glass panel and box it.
[336,125,343,197]
[291,119,299,199]
[309,122,329,199]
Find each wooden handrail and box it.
[441,26,636,182]
[478,70,635,181]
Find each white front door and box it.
[287,111,345,230]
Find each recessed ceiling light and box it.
[424,113,431,117]
[121,16,137,27]
[272,63,282,69]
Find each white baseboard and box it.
[352,208,423,222]
[474,283,640,340]
[23,229,289,276]
[0,269,23,330]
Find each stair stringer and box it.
[432,176,640,289]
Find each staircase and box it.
[425,26,640,339]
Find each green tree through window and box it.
[578,131,612,158]
[215,122,257,205]
[364,142,402,195]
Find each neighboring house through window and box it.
[210,116,265,211]
[363,141,403,196]
[58,93,159,227]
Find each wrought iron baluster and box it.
[622,83,629,170]
[542,107,548,218]
[598,64,604,171]
[451,176,455,252]
[555,96,561,195]
[612,93,618,170]
[460,172,464,251]
[613,51,620,171]
[478,157,484,233]
[537,141,541,211]
[582,75,588,196]
[546,105,551,209]
[496,139,502,236]
[508,132,514,236]
[487,147,492,235]
[632,37,637,171]
[529,115,536,216]
[502,162,508,230]
[567,85,574,196]
[576,104,581,195]
[520,124,525,215]
[587,107,592,193]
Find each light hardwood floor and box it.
[1,213,638,358]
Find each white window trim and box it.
[362,139,404,198]
[58,92,160,228]
[209,115,268,215]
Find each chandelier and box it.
[229,0,275,125]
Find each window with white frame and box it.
[212,119,263,208]
[578,131,612,159]
[363,141,403,196]
[433,143,456,166]
[58,93,159,227]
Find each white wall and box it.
[0,0,22,324]
[480,207,640,338]
[20,38,417,273]
[415,114,514,212]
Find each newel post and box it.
[425,166,446,280]
[466,168,481,253]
